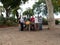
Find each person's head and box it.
[32,16,34,18]
[35,16,37,18]
[39,16,42,18]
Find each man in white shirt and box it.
[20,18,24,23]
[20,17,25,31]
[35,16,39,30]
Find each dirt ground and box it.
[0,25,60,45]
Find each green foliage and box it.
[4,17,18,26]
[42,18,60,25]
[1,0,12,8]
[1,0,28,9]
[0,15,18,26]
[42,18,48,25]
[5,20,17,26]
[12,7,20,15]
[52,0,60,12]
[33,0,60,14]
[33,0,47,16]
[0,14,5,25]
[1,0,28,18]
[22,0,28,3]
[23,8,34,17]
[9,17,17,23]
[33,0,45,10]
[12,7,20,19]
[55,20,60,25]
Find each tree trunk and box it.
[45,0,55,30]
[6,9,9,18]
[0,9,2,16]
[16,10,19,22]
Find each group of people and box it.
[19,16,42,31]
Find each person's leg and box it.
[22,23,24,31]
[32,23,35,31]
[27,25,30,31]
[21,23,24,31]
[29,24,30,31]
[37,23,39,30]
[19,24,21,31]
[24,24,26,31]
[20,23,22,31]
[35,23,36,30]
[33,23,35,30]
[31,23,33,31]
[30,24,32,30]
[35,23,38,30]
[26,25,28,30]
[23,23,26,31]
[39,23,42,30]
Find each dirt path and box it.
[0,25,60,45]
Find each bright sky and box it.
[0,2,3,6]
[0,0,60,18]
[54,13,60,18]
[20,0,38,11]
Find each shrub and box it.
[4,17,18,26]
[55,20,60,25]
[0,15,18,26]
[42,18,48,25]
[0,15,5,25]
[9,17,17,23]
[42,18,60,25]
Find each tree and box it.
[33,0,56,30]
[45,0,55,30]
[33,0,47,16]
[23,8,34,18]
[1,0,12,17]
[12,7,20,20]
[52,0,60,12]
[0,6,3,15]
[0,0,28,18]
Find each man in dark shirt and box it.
[38,16,42,30]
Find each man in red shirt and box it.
[30,16,35,22]
[30,16,35,31]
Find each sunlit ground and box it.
[0,25,60,45]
